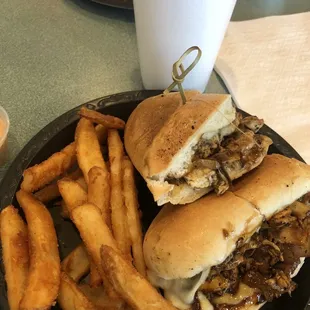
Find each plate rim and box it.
[91,0,133,9]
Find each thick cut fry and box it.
[16,190,60,310]
[34,169,82,203]
[21,125,107,193]
[76,176,88,191]
[101,246,177,310]
[71,203,122,300]
[71,203,118,275]
[122,158,146,277]
[61,244,90,282]
[108,130,131,257]
[88,166,111,229]
[61,241,98,287]
[60,199,70,219]
[88,166,111,287]
[21,142,76,193]
[57,176,87,219]
[58,272,97,310]
[0,206,29,310]
[79,107,125,130]
[34,181,61,203]
[89,263,102,288]
[76,118,107,183]
[79,284,125,309]
[95,123,108,143]
[58,178,88,215]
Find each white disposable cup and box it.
[0,106,9,166]
[133,0,236,92]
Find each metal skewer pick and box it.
[163,46,202,104]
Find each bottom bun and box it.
[147,179,211,206]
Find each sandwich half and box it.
[125,91,272,206]
[143,154,310,309]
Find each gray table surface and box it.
[1,0,310,181]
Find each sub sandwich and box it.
[125,91,272,206]
[143,154,310,309]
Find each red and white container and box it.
[0,106,10,165]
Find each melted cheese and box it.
[148,257,305,309]
[213,283,255,305]
[147,269,209,309]
[198,292,214,310]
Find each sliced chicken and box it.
[240,116,264,132]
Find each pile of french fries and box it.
[0,107,177,310]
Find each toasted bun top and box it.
[124,91,200,176]
[146,93,234,178]
[125,92,234,181]
[143,192,262,279]
[233,154,310,219]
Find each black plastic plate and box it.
[91,0,133,9]
[0,90,308,310]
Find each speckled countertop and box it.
[1,0,309,180]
